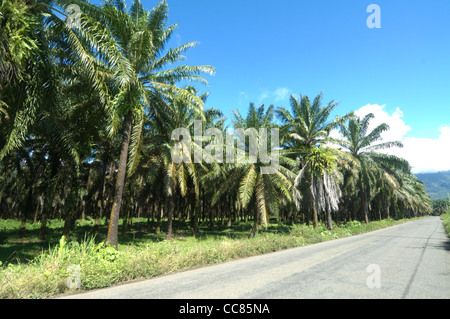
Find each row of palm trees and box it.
[0,0,432,247]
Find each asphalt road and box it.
[61,217,450,299]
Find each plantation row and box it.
[0,0,431,248]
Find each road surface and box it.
[60,217,450,299]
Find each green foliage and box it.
[332,112,432,222]
[0,235,124,297]
[305,147,337,176]
[416,171,450,200]
[431,198,450,216]
[290,224,323,243]
[441,213,450,236]
[0,0,39,81]
[96,245,119,262]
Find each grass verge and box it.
[440,212,450,236]
[0,217,416,299]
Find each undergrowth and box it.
[0,218,413,299]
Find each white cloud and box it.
[351,104,450,174]
[258,90,270,103]
[274,87,291,102]
[395,126,450,173]
[237,91,249,107]
[257,87,292,104]
[354,104,411,142]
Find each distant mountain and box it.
[415,170,450,200]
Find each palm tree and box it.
[0,0,118,158]
[137,87,216,239]
[0,1,107,239]
[333,113,409,223]
[395,172,432,218]
[276,92,349,150]
[276,92,350,228]
[0,1,117,241]
[294,147,343,230]
[0,0,38,86]
[91,0,215,248]
[213,103,297,237]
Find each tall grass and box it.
[441,212,450,236]
[0,218,413,299]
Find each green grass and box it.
[0,217,415,299]
[440,212,450,236]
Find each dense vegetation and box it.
[441,211,450,235]
[0,0,432,245]
[415,170,450,200]
[432,198,450,215]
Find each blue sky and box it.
[157,0,450,138]
[134,0,450,171]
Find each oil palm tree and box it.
[0,1,105,239]
[276,92,350,150]
[333,113,409,223]
[294,147,343,230]
[93,0,215,248]
[395,172,432,218]
[0,0,213,247]
[0,0,39,85]
[0,0,118,158]
[277,92,350,228]
[213,103,297,236]
[137,87,217,239]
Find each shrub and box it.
[290,224,323,244]
[441,213,450,236]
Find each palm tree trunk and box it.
[209,207,215,229]
[40,192,56,241]
[62,181,74,239]
[166,189,175,240]
[39,209,48,241]
[93,162,107,234]
[34,195,43,223]
[19,187,33,236]
[191,200,200,237]
[359,182,370,224]
[250,207,259,237]
[386,203,390,219]
[156,202,163,235]
[104,160,116,227]
[312,204,319,229]
[326,209,333,230]
[106,110,133,249]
